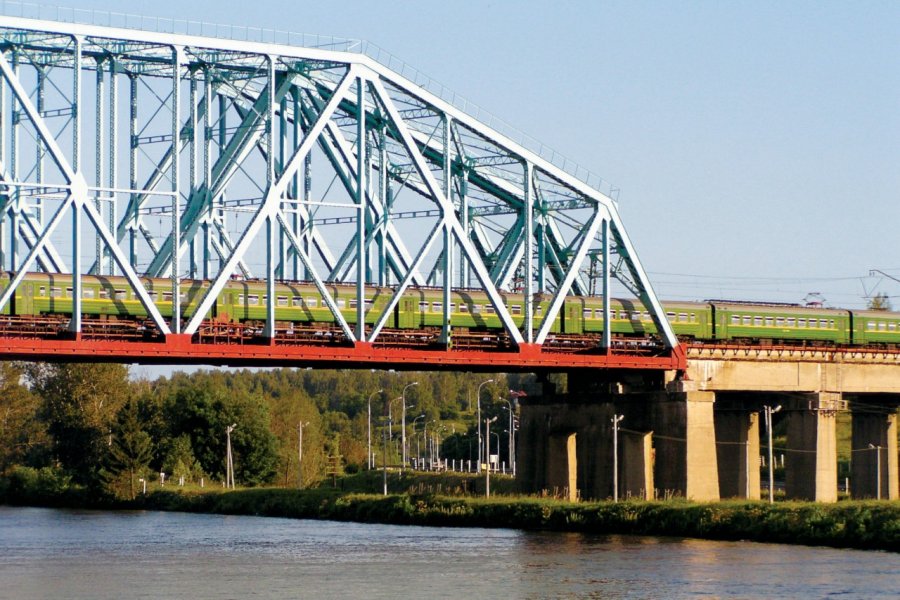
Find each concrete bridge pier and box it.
[518,380,719,502]
[784,393,839,502]
[712,402,761,499]
[849,397,899,500]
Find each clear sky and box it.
[11,0,900,308]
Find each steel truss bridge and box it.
[0,13,684,371]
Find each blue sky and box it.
[13,0,900,308]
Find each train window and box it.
[306,298,317,308]
[798,319,806,327]
[731,315,740,325]
[690,313,697,323]
[484,305,495,314]
[765,317,774,327]
[147,292,156,301]
[472,304,481,314]
[583,308,592,319]
[595,309,605,320]
[632,312,641,320]
[678,313,688,322]
[433,302,443,312]
[277,296,288,307]
[39,286,46,296]
[248,295,259,305]
[753,317,763,326]
[829,320,835,329]
[50,287,62,298]
[449,303,456,312]
[84,289,95,299]
[776,317,785,326]
[459,303,469,313]
[418,301,429,311]
[667,312,676,320]
[511,305,522,315]
[809,320,818,329]
[349,299,358,309]
[535,306,542,316]
[878,322,887,331]
[237,294,244,304]
[263,295,268,305]
[99,289,109,299]
[180,293,188,302]
[365,300,373,310]
[867,321,875,331]
[742,316,751,325]
[162,292,172,302]
[889,323,897,331]
[292,297,302,307]
[643,312,651,321]
[115,290,126,300]
[336,299,346,309]
[787,318,795,327]
[66,288,73,298]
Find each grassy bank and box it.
[2,468,898,552]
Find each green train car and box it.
[0,272,899,348]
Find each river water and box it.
[0,506,897,599]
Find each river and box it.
[0,506,897,599]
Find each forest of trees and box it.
[0,363,537,499]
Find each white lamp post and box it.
[401,382,419,471]
[367,389,383,470]
[476,379,494,473]
[225,423,236,489]
[611,414,624,502]
[298,421,310,488]
[869,443,883,500]
[485,416,497,497]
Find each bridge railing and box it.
[0,0,617,198]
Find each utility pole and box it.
[476,379,494,473]
[401,381,418,473]
[485,416,497,497]
[298,421,309,488]
[611,414,624,502]
[367,389,382,470]
[869,444,883,500]
[225,423,236,489]
[764,405,781,503]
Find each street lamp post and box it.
[298,421,310,488]
[476,379,494,473]
[367,389,383,470]
[611,414,624,502]
[869,443,883,500]
[401,381,419,472]
[764,404,782,503]
[502,399,516,476]
[485,416,498,496]
[225,423,236,489]
[412,414,425,468]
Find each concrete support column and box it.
[651,390,720,501]
[621,430,654,500]
[784,393,838,502]
[851,409,899,500]
[714,410,761,499]
[547,432,578,501]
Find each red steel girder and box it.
[0,336,686,372]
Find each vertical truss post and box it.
[290,87,300,281]
[128,74,137,268]
[523,161,534,343]
[0,54,5,269]
[277,89,287,281]
[94,57,104,274]
[9,50,17,270]
[70,37,82,334]
[107,58,117,276]
[217,93,227,254]
[202,69,212,279]
[170,47,182,334]
[355,75,366,342]
[601,216,611,349]
[188,69,198,279]
[264,57,276,339]
[377,122,387,287]
[301,90,312,281]
[536,213,546,293]
[441,115,452,346]
[35,66,44,228]
[459,167,469,288]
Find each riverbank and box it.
[2,468,898,552]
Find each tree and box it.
[0,362,49,471]
[26,363,130,486]
[102,399,154,499]
[868,292,893,311]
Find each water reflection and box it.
[0,507,897,599]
